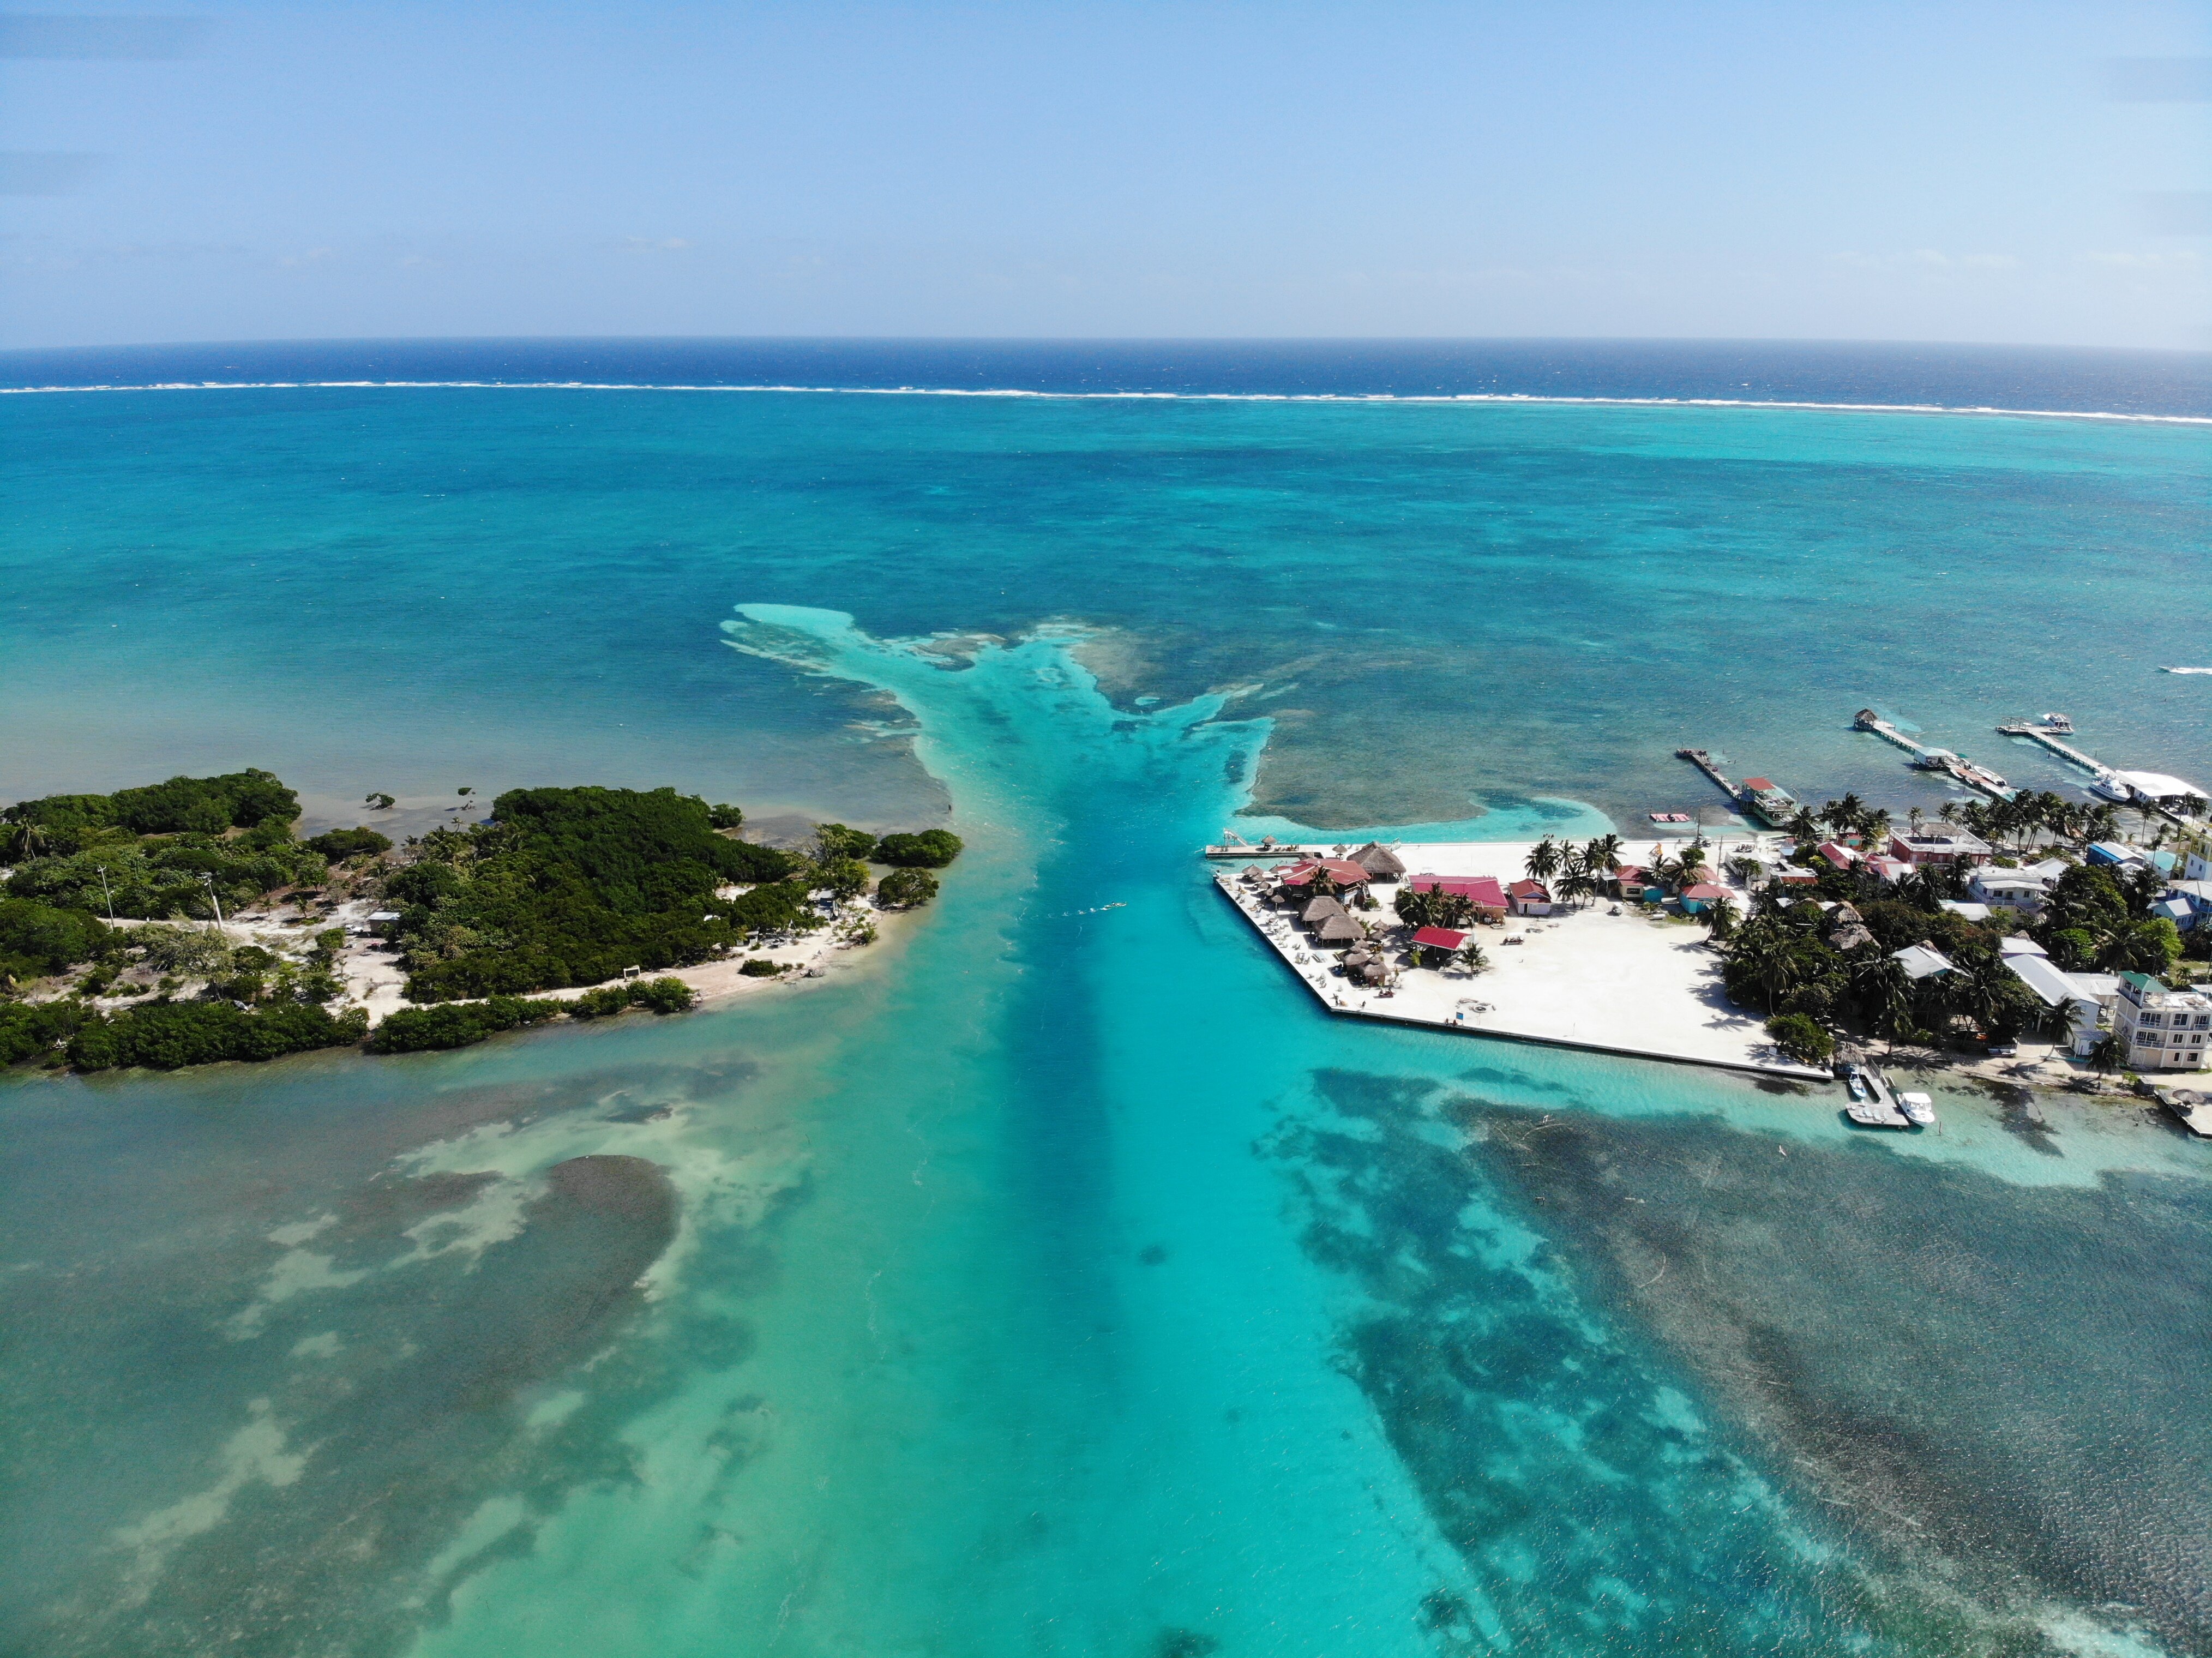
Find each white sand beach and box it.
[324,895,912,1026]
[1218,837,1829,1080]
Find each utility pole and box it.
[96,864,115,923]
[202,873,227,935]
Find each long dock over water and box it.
[1853,710,2014,800]
[1997,720,2109,778]
[1675,748,1736,800]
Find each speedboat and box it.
[1844,1066,1867,1103]
[1898,1091,1936,1127]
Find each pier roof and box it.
[1352,842,1408,878]
[2111,770,2208,800]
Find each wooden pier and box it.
[1675,748,1738,801]
[1842,1062,1913,1128]
[2153,1085,2212,1139]
[1997,720,2111,779]
[1203,840,1331,861]
[1853,710,2014,800]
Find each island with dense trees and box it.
[1,771,964,1073]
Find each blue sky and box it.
[3,1,2206,348]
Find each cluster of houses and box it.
[1785,825,2212,1072]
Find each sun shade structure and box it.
[1300,896,1347,923]
[1315,914,1366,944]
[1351,842,1408,879]
[1410,926,1469,951]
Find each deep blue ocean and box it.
[3,341,2209,1658]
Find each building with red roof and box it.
[1506,879,1553,916]
[1409,926,1469,954]
[1408,873,1508,911]
[1276,858,1372,888]
[1816,840,1858,868]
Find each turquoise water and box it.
[4,368,2211,1656]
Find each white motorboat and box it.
[1898,1091,1936,1127]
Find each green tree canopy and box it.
[874,830,964,868]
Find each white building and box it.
[2091,771,2209,815]
[1968,866,2054,914]
[2114,972,2212,1072]
[2004,956,2116,1056]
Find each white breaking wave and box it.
[0,378,2207,424]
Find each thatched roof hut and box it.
[1359,961,1388,984]
[1315,914,1365,945]
[1353,842,1407,879]
[1301,896,1347,923]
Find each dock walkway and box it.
[1854,710,2013,800]
[2153,1085,2212,1139]
[1997,721,2109,778]
[1211,871,1832,1084]
[1675,747,1736,801]
[1846,1065,1912,1128]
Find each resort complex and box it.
[1207,750,2212,1130]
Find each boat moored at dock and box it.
[1854,709,2013,800]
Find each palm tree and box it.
[1458,939,1489,974]
[1559,844,1592,906]
[1524,836,1561,883]
[1737,928,1809,1011]
[1702,897,1740,941]
[1584,834,1623,879]
[3,818,47,862]
[1824,794,1868,836]
[1862,956,1917,1054]
[1785,807,1823,849]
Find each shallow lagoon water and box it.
[3,356,2210,1655]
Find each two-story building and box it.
[1887,827,1993,869]
[2114,972,2212,1072]
[1967,866,2053,914]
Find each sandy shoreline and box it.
[325,892,916,1026]
[1215,838,1829,1080]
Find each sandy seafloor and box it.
[3,346,2210,1657]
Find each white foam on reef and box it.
[2,378,2207,424]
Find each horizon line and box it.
[4,332,2210,358]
